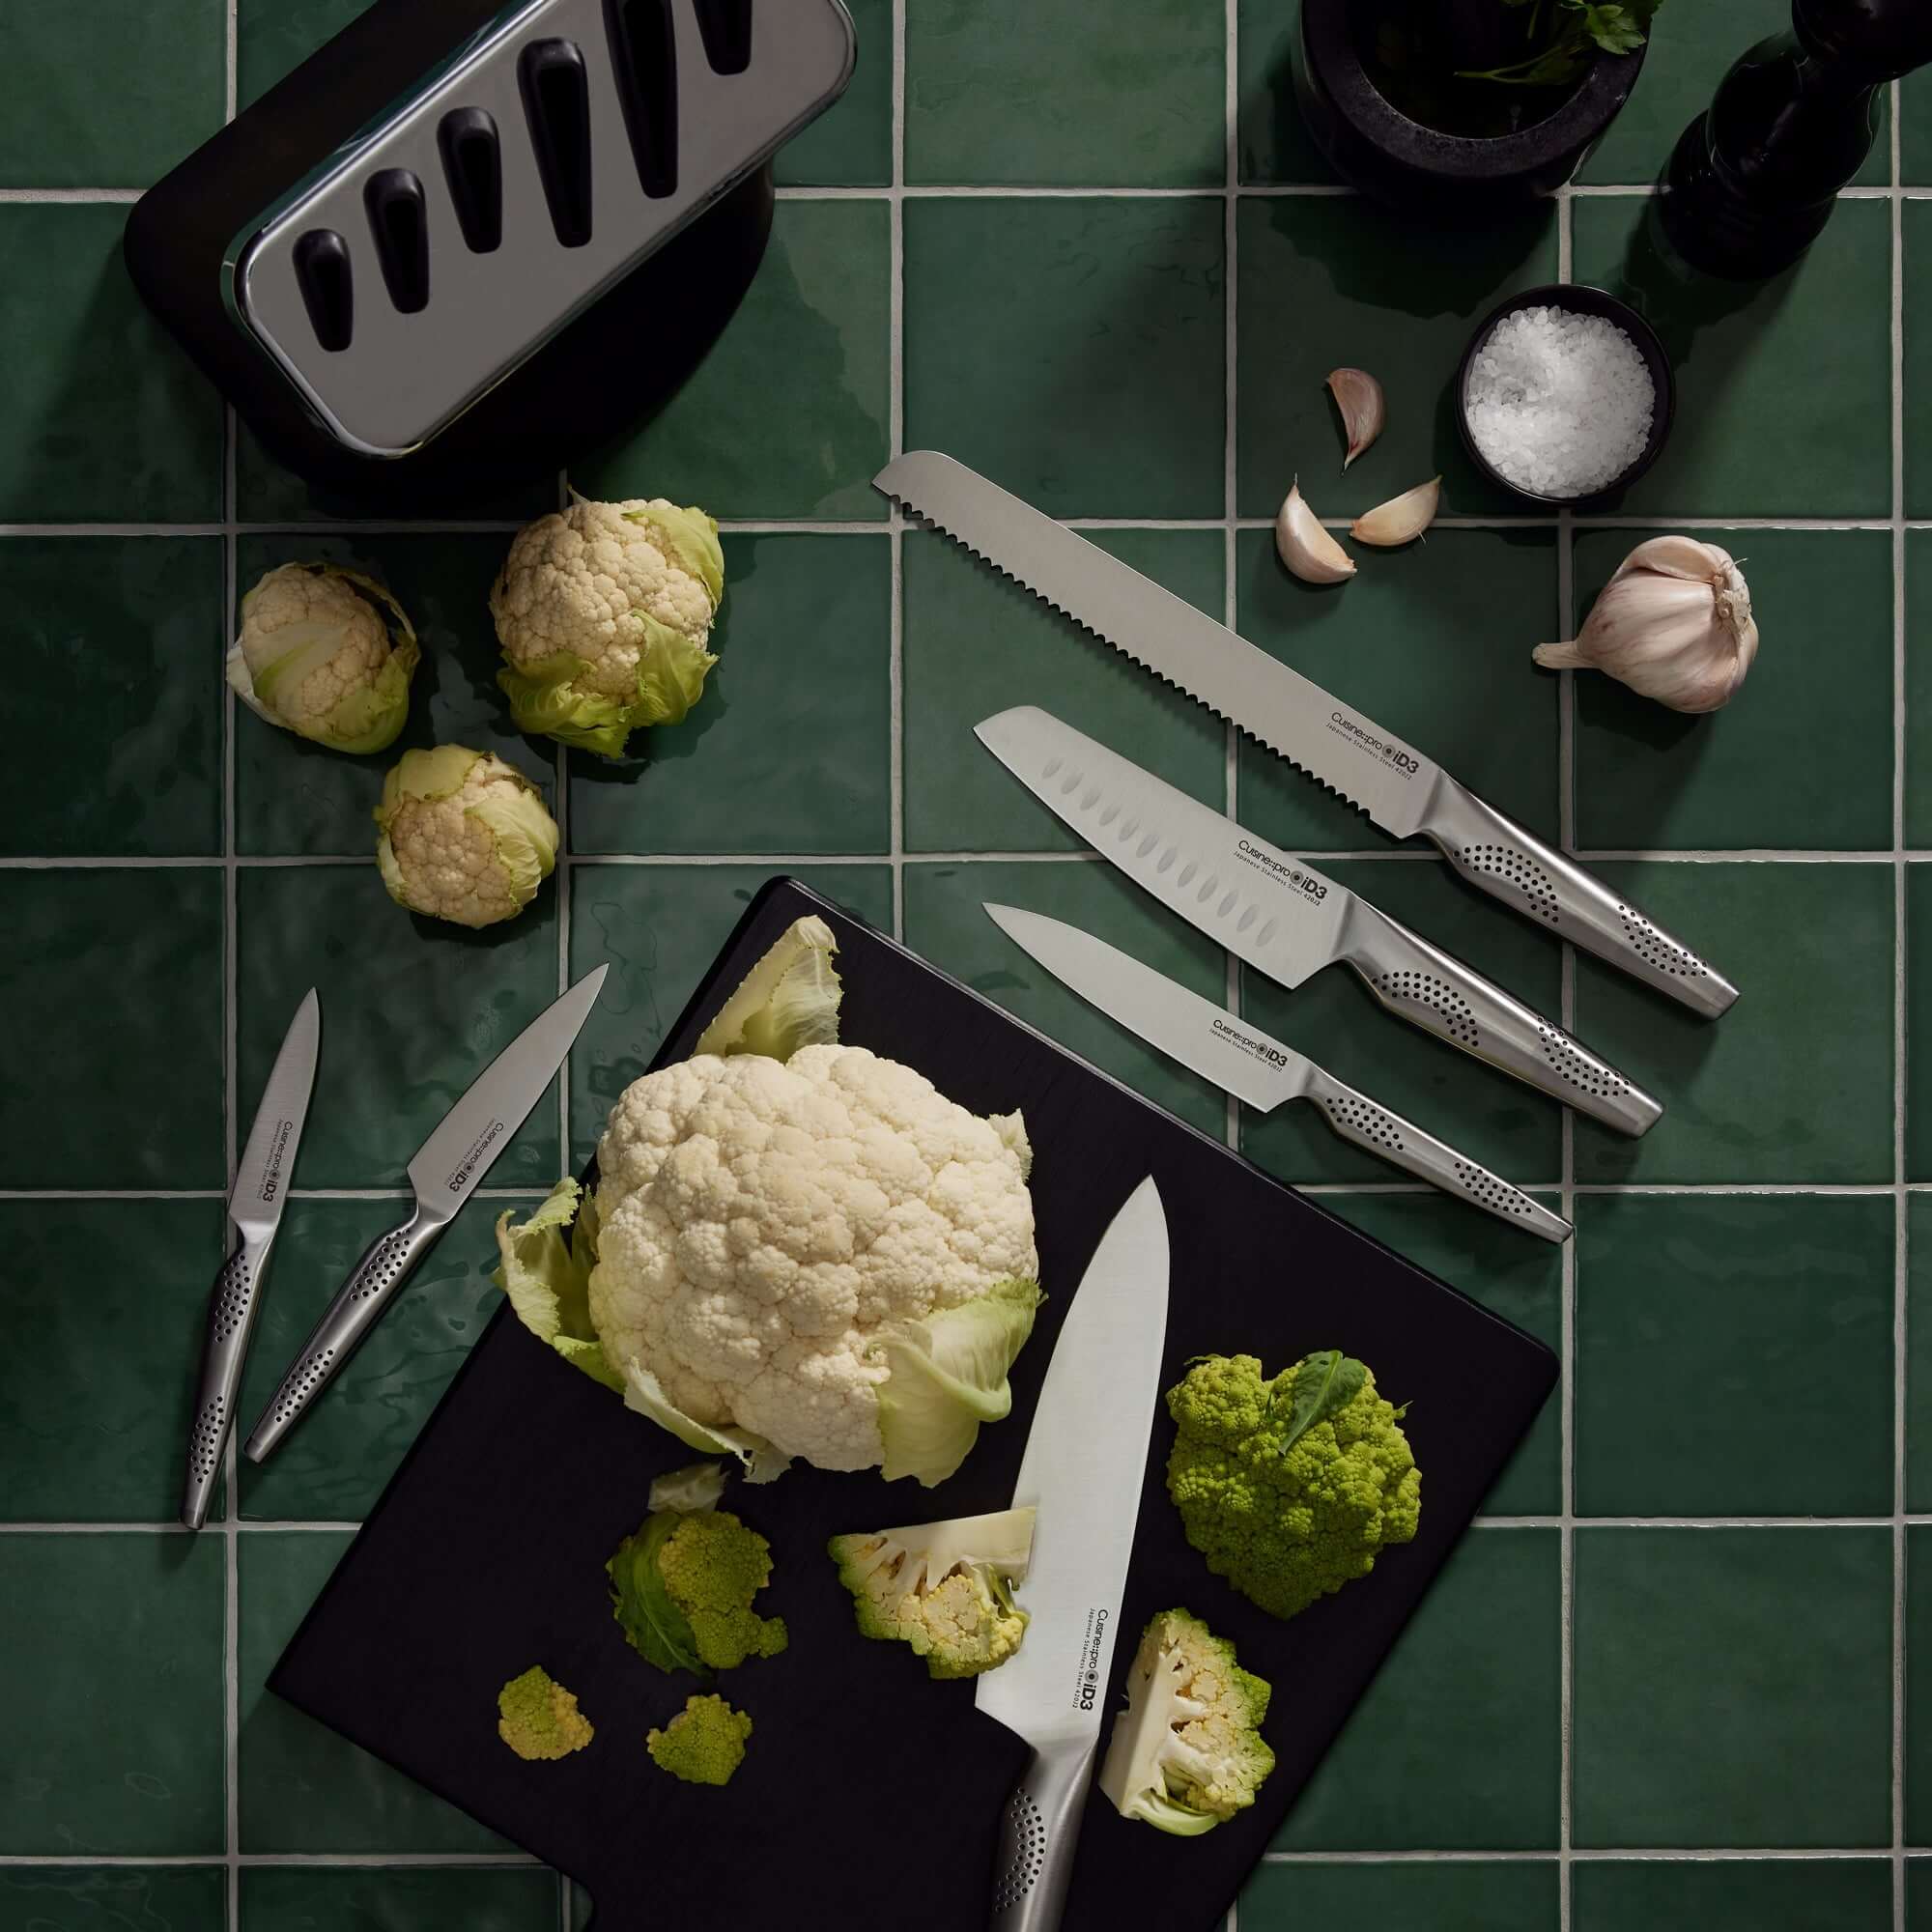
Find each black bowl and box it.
[1454,283,1675,507]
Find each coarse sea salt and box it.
[1463,305,1655,498]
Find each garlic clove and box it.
[1350,476,1441,548]
[1275,481,1356,584]
[1325,367,1385,471]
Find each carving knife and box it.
[243,964,608,1463]
[980,1175,1170,1932]
[984,903,1570,1242]
[876,449,1738,1019]
[977,706,1660,1136]
[181,987,320,1529]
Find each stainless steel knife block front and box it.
[127,0,856,503]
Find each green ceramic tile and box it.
[1574,862,1893,1184]
[0,206,222,522]
[1233,526,1560,850]
[572,200,890,520]
[0,1200,227,1522]
[901,527,1227,853]
[1574,527,1893,852]
[238,1201,510,1521]
[1575,1860,1891,1932]
[233,532,555,857]
[1907,209,1932,519]
[241,1865,560,1932]
[1910,74,1932,186]
[237,0,364,108]
[1573,1526,1892,1846]
[1571,196,1891,519]
[1578,0,1889,187]
[1238,1860,1558,1931]
[1913,1859,1932,1932]
[900,859,1232,1141]
[1318,1193,1561,1515]
[1575,1193,1895,1517]
[902,197,1226,519]
[777,0,892,185]
[0,868,224,1190]
[0,1865,227,1931]
[1908,533,1932,846]
[240,1530,510,1852]
[0,537,223,858]
[1272,1527,1560,1849]
[1235,195,1559,518]
[569,533,892,854]
[0,0,224,188]
[1912,1197,1932,1512]
[1912,1530,1932,1840]
[1896,870,1932,1179]
[0,1534,224,1855]
[905,0,1223,185]
[569,863,894,1161]
[1236,0,1341,183]
[1241,857,1565,1186]
[236,866,561,1190]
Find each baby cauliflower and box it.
[228,560,420,753]
[496,1665,594,1762]
[374,745,559,928]
[491,494,723,758]
[646,1693,751,1787]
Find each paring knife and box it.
[985,904,1571,1244]
[182,988,321,1529]
[243,964,608,1463]
[877,449,1739,1021]
[980,1175,1170,1932]
[978,705,1660,1138]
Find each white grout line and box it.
[889,0,907,945]
[1893,77,1910,1932]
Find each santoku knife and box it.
[978,705,1660,1137]
[980,1175,1170,1932]
[985,903,1570,1243]
[877,449,1738,1020]
[182,987,320,1529]
[243,964,608,1463]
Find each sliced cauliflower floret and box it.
[374,744,558,928]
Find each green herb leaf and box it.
[1273,1350,1368,1453]
[608,1514,710,1678]
[1577,2,1644,53]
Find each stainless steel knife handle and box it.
[989,1735,1096,1932]
[1420,775,1739,1018]
[182,1231,272,1529]
[1339,900,1662,1137]
[242,1207,443,1463]
[1301,1066,1572,1243]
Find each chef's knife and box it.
[980,1175,1170,1932]
[985,904,1571,1243]
[243,965,608,1463]
[978,706,1660,1137]
[181,988,320,1529]
[877,449,1738,1020]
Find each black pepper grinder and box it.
[1660,0,1932,279]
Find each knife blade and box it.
[182,987,320,1528]
[978,705,1660,1137]
[980,1175,1170,1932]
[877,449,1738,1020]
[242,964,608,1463]
[984,904,1570,1243]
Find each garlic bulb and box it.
[1275,480,1355,584]
[1533,535,1758,714]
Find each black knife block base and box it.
[124,0,772,507]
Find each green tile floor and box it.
[0,0,1928,1925]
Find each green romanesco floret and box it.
[608,1508,787,1678]
[496,1665,594,1761]
[1098,1608,1274,1835]
[646,1692,751,1786]
[827,1507,1035,1680]
[1165,1350,1420,1621]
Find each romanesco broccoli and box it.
[608,1508,787,1677]
[646,1692,752,1786]
[497,1665,594,1761]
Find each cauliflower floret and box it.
[496,1665,594,1762]
[646,1693,752,1787]
[491,495,723,758]
[374,745,559,929]
[227,561,419,753]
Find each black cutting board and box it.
[271,876,1556,1932]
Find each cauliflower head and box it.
[497,1665,594,1762]
[228,560,419,753]
[589,1042,1040,1486]
[608,1506,787,1677]
[491,494,723,759]
[1098,1608,1274,1835]
[828,1507,1035,1680]
[374,744,558,928]
[1165,1351,1420,1622]
[646,1692,752,1787]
